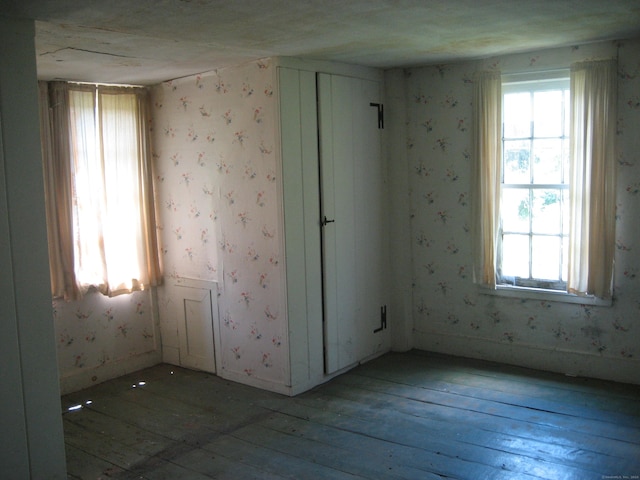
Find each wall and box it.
[151,58,290,392]
[48,84,161,394]
[54,290,160,394]
[389,38,640,385]
[385,69,414,353]
[0,15,67,479]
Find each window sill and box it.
[479,284,612,307]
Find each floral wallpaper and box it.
[53,58,287,393]
[53,289,156,392]
[151,58,289,388]
[53,39,640,394]
[399,38,640,383]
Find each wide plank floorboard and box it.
[62,351,640,479]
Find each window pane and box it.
[563,89,570,137]
[562,189,569,236]
[532,236,560,280]
[502,189,530,233]
[532,189,561,234]
[502,234,529,278]
[533,90,563,137]
[504,92,530,138]
[532,139,562,184]
[561,138,570,184]
[69,90,105,285]
[503,140,530,183]
[561,236,568,282]
[100,92,144,288]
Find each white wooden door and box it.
[175,285,216,373]
[318,73,388,374]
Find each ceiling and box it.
[5,0,640,85]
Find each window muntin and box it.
[499,75,570,291]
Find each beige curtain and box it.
[40,82,81,300]
[568,59,617,298]
[472,71,502,287]
[42,82,161,299]
[132,88,163,289]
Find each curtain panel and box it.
[568,59,617,299]
[40,82,80,300]
[40,82,161,300]
[471,70,502,288]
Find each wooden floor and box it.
[61,351,640,480]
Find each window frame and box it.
[478,70,612,307]
[497,72,570,292]
[473,62,616,307]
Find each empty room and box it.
[1,1,640,479]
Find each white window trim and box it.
[478,283,612,306]
[502,68,570,86]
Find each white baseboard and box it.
[413,330,640,385]
[217,367,293,396]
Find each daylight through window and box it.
[41,82,161,299]
[499,74,570,290]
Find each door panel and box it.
[318,73,388,374]
[176,286,216,373]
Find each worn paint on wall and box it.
[151,58,289,387]
[400,39,640,383]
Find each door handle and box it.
[321,216,335,227]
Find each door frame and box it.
[277,58,385,394]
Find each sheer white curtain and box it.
[568,59,617,298]
[42,82,161,299]
[472,70,502,287]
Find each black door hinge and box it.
[369,103,384,129]
[374,305,387,333]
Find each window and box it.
[40,82,161,299]
[498,74,570,290]
[472,60,617,302]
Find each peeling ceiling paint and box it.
[4,0,640,85]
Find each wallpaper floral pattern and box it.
[151,58,289,387]
[53,290,156,385]
[53,58,287,393]
[53,39,640,393]
[401,39,640,382]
